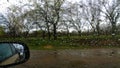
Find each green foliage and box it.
[0,35,120,50]
[0,27,5,36]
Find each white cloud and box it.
[67,0,80,2]
[0,0,28,14]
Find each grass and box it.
[0,35,120,50]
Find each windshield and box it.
[0,0,120,68]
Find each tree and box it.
[29,0,65,40]
[47,0,65,40]
[83,0,102,35]
[70,3,85,36]
[27,0,52,39]
[61,2,84,36]
[6,2,34,37]
[100,0,120,36]
[6,5,23,37]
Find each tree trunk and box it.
[47,27,51,40]
[42,31,45,39]
[66,29,70,39]
[111,22,116,37]
[53,24,57,40]
[78,31,81,36]
[96,22,100,36]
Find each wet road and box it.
[12,48,120,68]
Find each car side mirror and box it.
[0,42,30,67]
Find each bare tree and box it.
[29,0,65,40]
[62,2,83,36]
[6,5,25,37]
[83,0,102,35]
[50,0,65,40]
[70,3,85,36]
[99,0,120,36]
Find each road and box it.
[12,48,120,68]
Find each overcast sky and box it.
[0,0,79,14]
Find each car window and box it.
[1,0,120,68]
[10,44,17,54]
[0,43,13,62]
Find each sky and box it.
[0,0,9,13]
[0,0,79,14]
[0,0,28,14]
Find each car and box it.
[0,42,30,68]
